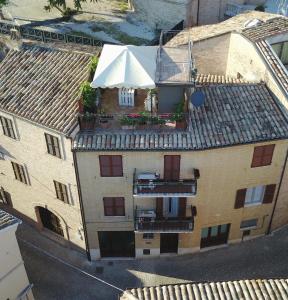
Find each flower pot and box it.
[176,120,187,129]
[121,125,135,130]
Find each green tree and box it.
[44,0,97,15]
[0,0,9,9]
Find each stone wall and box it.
[0,111,85,251]
[76,140,287,259]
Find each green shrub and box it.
[79,81,97,113]
[89,56,99,76]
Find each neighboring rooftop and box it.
[0,209,20,230]
[120,279,288,300]
[73,83,288,151]
[0,44,93,135]
[168,11,278,46]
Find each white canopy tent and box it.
[90,44,158,89]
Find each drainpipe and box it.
[72,150,91,261]
[267,147,288,235]
[196,0,200,25]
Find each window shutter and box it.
[263,184,276,204]
[234,189,246,209]
[262,145,275,166]
[251,146,264,167]
[112,156,123,177]
[164,155,180,180]
[156,197,163,218]
[178,197,186,217]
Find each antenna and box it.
[190,90,205,107]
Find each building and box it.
[129,0,266,30]
[0,41,96,255]
[72,13,288,260]
[0,209,34,300]
[120,279,288,300]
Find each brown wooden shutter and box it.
[263,184,276,204]
[156,197,163,218]
[262,145,275,166]
[234,189,246,209]
[178,198,186,217]
[112,155,123,177]
[164,155,180,180]
[251,146,264,168]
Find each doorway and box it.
[164,155,180,181]
[37,207,64,237]
[163,197,179,217]
[200,224,230,248]
[160,233,178,253]
[98,231,135,258]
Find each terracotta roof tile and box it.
[73,84,288,151]
[0,209,20,230]
[0,44,92,134]
[120,279,288,300]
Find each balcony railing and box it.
[133,169,198,197]
[78,112,189,131]
[135,207,194,232]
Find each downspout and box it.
[196,0,200,25]
[267,147,288,234]
[72,149,91,261]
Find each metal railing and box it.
[78,112,189,131]
[0,19,111,47]
[135,207,194,232]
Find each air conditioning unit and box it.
[137,172,159,181]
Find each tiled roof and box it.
[257,40,288,94]
[168,11,277,46]
[0,209,20,230]
[242,17,288,42]
[195,74,248,85]
[0,44,92,134]
[73,84,288,151]
[120,279,288,300]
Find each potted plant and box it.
[120,115,136,130]
[79,81,97,113]
[136,111,149,129]
[80,112,96,130]
[172,100,187,129]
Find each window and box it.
[272,41,288,68]
[103,197,125,216]
[251,144,275,168]
[235,184,276,209]
[0,188,11,206]
[143,249,150,255]
[11,162,27,184]
[245,186,265,206]
[200,224,230,248]
[53,180,69,203]
[240,219,258,230]
[0,116,16,139]
[99,155,123,177]
[143,233,154,239]
[45,133,61,158]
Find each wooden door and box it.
[160,233,178,253]
[164,155,180,181]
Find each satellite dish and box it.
[191,90,205,107]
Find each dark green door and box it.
[98,231,135,257]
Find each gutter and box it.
[72,150,91,261]
[267,147,288,234]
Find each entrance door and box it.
[37,207,64,237]
[160,233,178,253]
[164,155,180,181]
[200,224,230,248]
[98,231,135,257]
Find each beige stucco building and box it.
[0,209,34,300]
[0,41,94,255]
[72,12,288,260]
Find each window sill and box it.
[240,226,257,231]
[244,202,262,208]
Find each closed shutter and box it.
[164,155,180,181]
[251,145,275,167]
[178,198,186,217]
[263,184,276,204]
[111,156,123,176]
[99,155,123,177]
[234,189,246,209]
[262,145,275,165]
[156,197,163,218]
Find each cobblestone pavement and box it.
[17,224,288,300]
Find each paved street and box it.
[18,224,288,300]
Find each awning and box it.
[90,44,158,89]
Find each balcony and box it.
[135,207,194,233]
[133,170,198,198]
